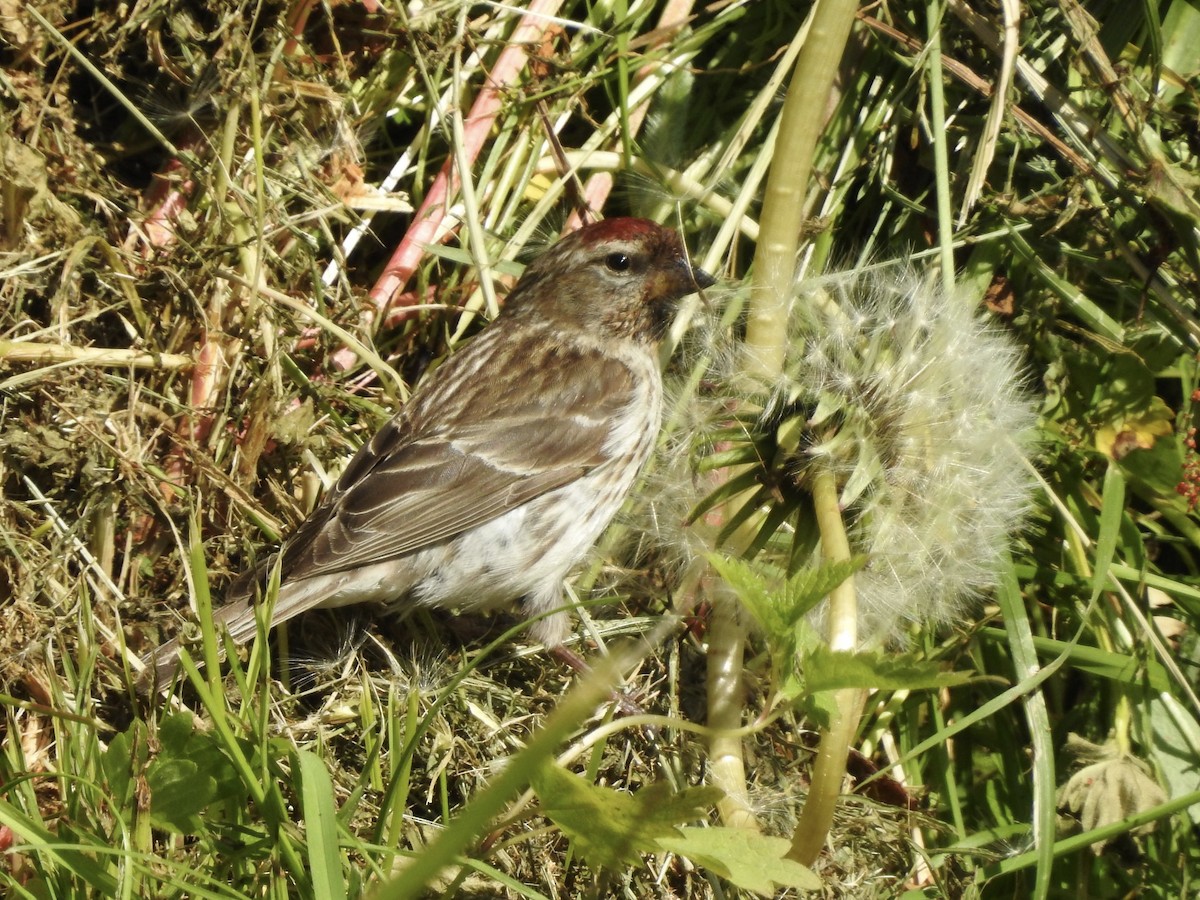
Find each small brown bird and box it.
[143,218,713,687]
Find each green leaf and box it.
[711,555,877,710]
[147,758,217,833]
[655,827,821,895]
[101,725,137,812]
[802,687,841,731]
[156,709,196,752]
[296,748,346,900]
[1162,0,1200,101]
[531,763,722,870]
[1147,694,1200,826]
[709,554,864,638]
[1090,464,1125,604]
[147,711,249,834]
[695,444,766,472]
[801,646,974,695]
[708,554,784,634]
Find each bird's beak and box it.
[660,258,716,301]
[690,265,717,292]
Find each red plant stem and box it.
[157,337,223,507]
[273,0,320,85]
[125,129,203,258]
[138,167,196,252]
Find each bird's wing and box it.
[276,337,638,582]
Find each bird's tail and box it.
[135,563,343,694]
[135,592,259,693]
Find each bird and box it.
[141,217,714,689]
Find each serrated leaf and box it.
[531,764,722,870]
[708,554,784,634]
[802,646,973,694]
[655,827,821,895]
[709,555,863,637]
[711,555,875,710]
[777,671,806,704]
[778,559,866,620]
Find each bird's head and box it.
[504,218,715,342]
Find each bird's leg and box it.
[551,644,649,720]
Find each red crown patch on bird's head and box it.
[571,217,678,250]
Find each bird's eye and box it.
[605,252,632,273]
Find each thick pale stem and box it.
[812,467,857,653]
[706,598,759,830]
[744,0,861,379]
[788,687,867,864]
[707,0,861,834]
[787,465,863,864]
[706,495,767,831]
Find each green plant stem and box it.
[810,467,857,652]
[787,465,864,865]
[925,0,957,287]
[705,0,860,836]
[706,598,759,830]
[744,0,860,377]
[789,687,867,865]
[986,788,1200,877]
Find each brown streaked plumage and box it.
[142,218,714,689]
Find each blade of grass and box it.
[296,747,347,900]
[996,551,1055,900]
[986,788,1200,876]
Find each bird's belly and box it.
[303,466,634,618]
[297,509,543,613]
[407,465,634,611]
[313,388,659,626]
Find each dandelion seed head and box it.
[791,264,1037,641]
[645,262,1035,643]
